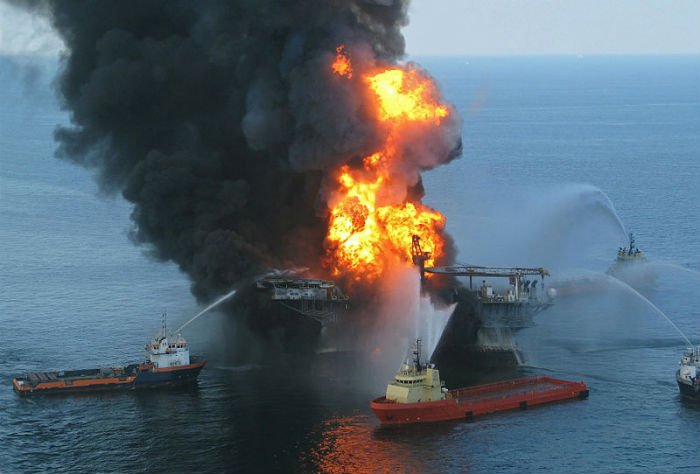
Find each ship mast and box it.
[161,310,167,338]
[413,339,422,372]
[628,233,636,255]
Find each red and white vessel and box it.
[371,340,588,425]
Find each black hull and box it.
[134,364,205,388]
[677,379,700,401]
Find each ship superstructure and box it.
[145,313,191,369]
[677,345,700,401]
[384,339,446,404]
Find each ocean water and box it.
[1,55,699,473]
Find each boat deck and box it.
[25,371,60,385]
[15,365,139,387]
[449,376,588,413]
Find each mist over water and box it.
[427,182,628,272]
[552,269,692,346]
[360,268,454,376]
[644,261,700,279]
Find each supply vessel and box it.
[677,345,700,401]
[370,340,588,425]
[12,313,205,395]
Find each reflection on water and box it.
[300,415,469,473]
[302,416,424,473]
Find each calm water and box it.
[1,55,699,473]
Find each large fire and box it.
[325,45,449,282]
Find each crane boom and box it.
[425,265,549,279]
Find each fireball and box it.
[325,46,450,283]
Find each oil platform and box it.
[411,235,554,383]
[229,274,351,353]
[254,277,349,325]
[228,236,553,381]
[412,235,553,328]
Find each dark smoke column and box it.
[11,0,461,303]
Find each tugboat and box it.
[12,313,206,395]
[607,233,658,290]
[370,339,588,425]
[609,233,647,273]
[677,345,700,401]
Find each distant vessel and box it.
[677,345,700,401]
[609,233,647,274]
[12,313,205,395]
[606,232,658,291]
[370,340,588,425]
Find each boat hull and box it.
[677,378,700,401]
[134,362,206,388]
[12,376,136,395]
[371,376,589,425]
[13,360,206,395]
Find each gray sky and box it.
[404,0,700,55]
[0,2,63,55]
[1,0,699,56]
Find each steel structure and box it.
[425,265,548,279]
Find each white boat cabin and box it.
[145,312,190,369]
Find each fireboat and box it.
[370,339,588,425]
[677,344,700,401]
[12,312,206,395]
[609,233,647,274]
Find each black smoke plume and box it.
[8,0,461,302]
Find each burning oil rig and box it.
[228,235,553,384]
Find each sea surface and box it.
[1,55,699,473]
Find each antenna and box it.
[629,233,635,254]
[161,310,167,337]
[413,338,422,371]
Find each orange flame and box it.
[332,45,353,78]
[366,68,448,124]
[326,46,449,283]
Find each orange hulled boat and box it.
[12,312,206,395]
[371,340,588,425]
